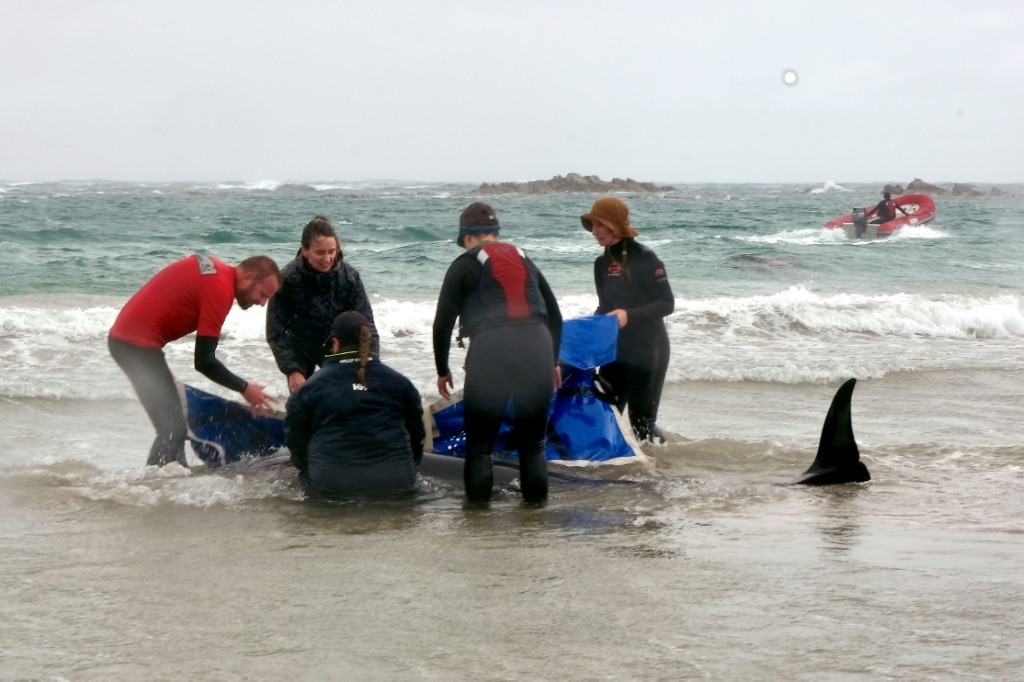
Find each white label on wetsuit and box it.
[195,254,218,276]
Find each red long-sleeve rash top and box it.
[109,256,236,348]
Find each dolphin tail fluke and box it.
[790,378,871,485]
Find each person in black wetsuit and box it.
[868,192,909,225]
[285,311,425,499]
[432,202,563,505]
[582,197,674,443]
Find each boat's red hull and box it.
[825,194,937,238]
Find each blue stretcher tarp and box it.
[184,316,642,466]
[183,384,286,465]
[430,315,641,463]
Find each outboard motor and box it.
[851,207,868,238]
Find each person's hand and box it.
[553,365,562,390]
[243,383,278,416]
[608,309,628,328]
[287,371,307,394]
[437,374,454,401]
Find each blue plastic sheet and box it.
[558,315,619,370]
[545,366,636,462]
[184,385,285,464]
[431,316,638,463]
[183,316,639,466]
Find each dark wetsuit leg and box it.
[462,361,503,505]
[463,324,554,502]
[108,336,188,466]
[611,325,670,442]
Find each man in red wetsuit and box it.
[108,254,282,467]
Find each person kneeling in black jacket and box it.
[285,311,425,499]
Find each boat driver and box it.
[868,192,910,224]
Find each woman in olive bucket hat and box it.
[581,197,674,443]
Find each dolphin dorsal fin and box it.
[791,378,870,485]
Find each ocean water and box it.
[1,179,1023,679]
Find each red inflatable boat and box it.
[825,194,936,239]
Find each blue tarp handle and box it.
[558,315,618,370]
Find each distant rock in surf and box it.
[883,178,1002,197]
[951,183,983,197]
[905,178,947,195]
[472,173,676,195]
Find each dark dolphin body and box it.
[423,378,872,488]
[418,451,617,489]
[192,377,872,489]
[788,378,871,485]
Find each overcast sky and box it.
[3,1,1022,184]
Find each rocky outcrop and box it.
[905,178,948,195]
[473,173,676,195]
[951,183,982,197]
[890,179,1005,197]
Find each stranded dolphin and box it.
[788,378,871,485]
[182,377,871,488]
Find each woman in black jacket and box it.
[267,215,376,394]
[285,311,424,499]
[582,197,674,443]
